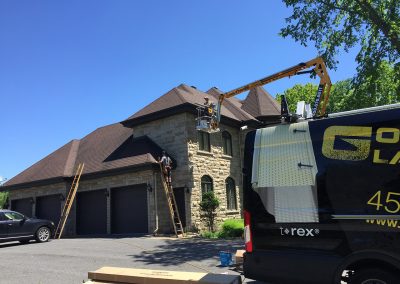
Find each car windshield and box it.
[4,212,25,220]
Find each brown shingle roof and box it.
[122,84,254,127]
[73,123,133,175]
[5,140,80,186]
[4,123,164,188]
[241,86,280,119]
[206,87,258,122]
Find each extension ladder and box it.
[160,165,184,238]
[54,163,84,239]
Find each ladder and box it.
[160,165,184,238]
[54,163,84,239]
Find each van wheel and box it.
[349,268,397,284]
[35,226,51,243]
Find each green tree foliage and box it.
[327,79,353,113]
[199,191,220,232]
[277,83,317,112]
[280,0,400,97]
[277,61,398,113]
[0,191,9,209]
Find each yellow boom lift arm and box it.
[210,56,331,131]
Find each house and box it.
[2,84,280,235]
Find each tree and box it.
[276,83,318,112]
[277,61,398,113]
[326,79,353,113]
[199,191,220,232]
[0,191,9,209]
[280,0,400,97]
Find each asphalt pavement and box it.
[0,236,263,284]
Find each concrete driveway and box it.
[0,236,263,284]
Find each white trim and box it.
[327,103,400,119]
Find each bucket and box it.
[219,251,233,266]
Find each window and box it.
[226,177,237,210]
[222,131,232,156]
[4,211,25,220]
[0,213,6,221]
[199,131,211,152]
[201,175,213,194]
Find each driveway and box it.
[0,236,263,284]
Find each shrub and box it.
[218,219,244,238]
[200,231,219,239]
[199,191,220,232]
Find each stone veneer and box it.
[133,112,245,231]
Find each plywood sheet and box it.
[88,267,241,284]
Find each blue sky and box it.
[0,1,359,180]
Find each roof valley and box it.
[63,139,81,177]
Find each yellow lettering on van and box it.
[389,151,400,165]
[376,128,400,144]
[322,126,372,161]
[373,150,388,164]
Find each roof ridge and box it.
[270,93,280,112]
[259,86,280,112]
[173,85,188,104]
[63,139,81,177]
[256,87,262,114]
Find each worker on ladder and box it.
[159,151,173,186]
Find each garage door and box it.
[11,198,32,217]
[111,184,148,234]
[36,194,61,225]
[76,189,107,235]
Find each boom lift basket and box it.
[195,106,220,133]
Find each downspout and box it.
[238,127,246,217]
[153,171,159,236]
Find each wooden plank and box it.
[88,267,241,284]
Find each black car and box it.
[0,209,55,244]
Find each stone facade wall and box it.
[131,113,192,231]
[8,182,68,218]
[186,113,243,231]
[131,112,245,232]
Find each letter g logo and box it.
[322,126,372,161]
